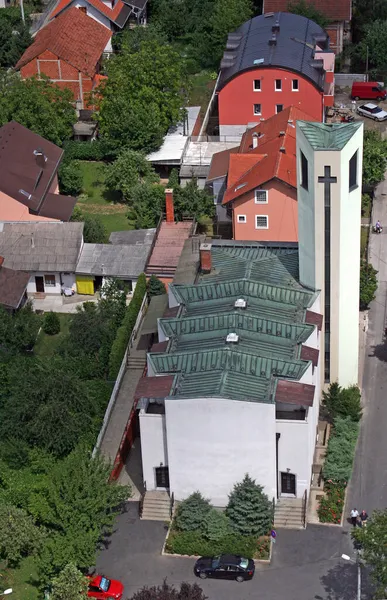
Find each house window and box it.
[300,151,308,190]
[253,103,262,115]
[349,150,358,191]
[276,104,284,114]
[253,79,261,91]
[275,79,282,91]
[255,215,269,229]
[237,215,247,223]
[44,274,56,287]
[292,79,299,91]
[255,189,268,203]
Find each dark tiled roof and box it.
[16,7,111,77]
[163,306,179,319]
[134,375,175,399]
[0,121,75,221]
[300,345,319,367]
[0,264,29,310]
[218,12,329,91]
[305,309,323,330]
[274,379,315,406]
[150,341,169,353]
[263,0,351,21]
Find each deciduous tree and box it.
[226,474,273,537]
[0,8,32,68]
[362,131,387,187]
[51,563,88,600]
[105,149,159,201]
[58,160,83,196]
[0,503,44,567]
[360,260,378,309]
[287,0,328,28]
[352,509,387,596]
[0,72,76,145]
[126,183,166,229]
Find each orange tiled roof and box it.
[51,0,127,24]
[222,106,317,205]
[16,7,111,77]
[263,0,351,21]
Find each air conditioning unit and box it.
[226,332,239,344]
[234,298,247,309]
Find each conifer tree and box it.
[175,492,211,532]
[226,474,273,537]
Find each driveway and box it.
[335,87,387,138]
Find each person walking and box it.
[360,509,368,526]
[351,508,359,526]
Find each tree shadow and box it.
[319,562,373,600]
[102,189,123,203]
[368,342,387,362]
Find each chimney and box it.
[165,188,174,223]
[252,132,259,149]
[200,242,212,274]
[33,148,47,169]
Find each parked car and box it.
[87,575,124,600]
[194,554,255,582]
[357,103,387,121]
[351,81,387,101]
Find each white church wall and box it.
[165,397,276,506]
[276,419,311,498]
[139,408,168,490]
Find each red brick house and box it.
[16,7,111,109]
[207,106,317,242]
[262,0,352,54]
[216,11,334,137]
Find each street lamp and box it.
[342,554,361,600]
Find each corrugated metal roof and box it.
[217,12,328,91]
[109,229,156,246]
[297,121,362,150]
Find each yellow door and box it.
[76,276,95,295]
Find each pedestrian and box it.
[360,509,368,526]
[351,508,359,527]
[271,529,277,544]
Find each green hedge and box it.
[322,416,359,484]
[317,481,345,524]
[108,273,147,379]
[165,529,270,559]
[63,140,119,162]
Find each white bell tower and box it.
[296,121,364,386]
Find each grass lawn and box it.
[361,226,369,258]
[34,313,72,357]
[77,161,133,236]
[188,70,216,111]
[2,557,40,600]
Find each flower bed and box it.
[165,527,270,560]
[317,481,346,524]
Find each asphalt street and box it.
[97,177,387,599]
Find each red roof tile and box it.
[300,345,319,367]
[222,106,317,205]
[305,310,323,331]
[147,221,192,270]
[50,0,127,24]
[227,154,265,188]
[16,7,111,77]
[263,0,351,21]
[134,375,175,399]
[275,379,315,407]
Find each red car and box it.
[87,575,124,600]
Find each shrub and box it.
[165,529,259,558]
[43,312,60,336]
[58,160,83,196]
[360,260,378,310]
[322,383,362,422]
[147,275,166,298]
[174,492,211,532]
[108,273,147,379]
[226,474,273,537]
[317,481,345,524]
[322,417,359,484]
[63,139,119,162]
[203,508,231,542]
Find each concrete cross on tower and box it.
[318,165,337,207]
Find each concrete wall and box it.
[165,397,276,506]
[232,180,298,242]
[139,408,168,490]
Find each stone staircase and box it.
[127,349,146,371]
[140,491,171,521]
[274,498,304,529]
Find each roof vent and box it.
[234,298,247,309]
[19,189,32,200]
[269,33,277,46]
[264,11,275,17]
[226,332,239,344]
[288,119,293,124]
[33,148,47,168]
[272,21,280,33]
[279,131,285,136]
[280,147,286,153]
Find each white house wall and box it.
[275,419,312,497]
[139,410,168,490]
[26,272,76,295]
[165,397,277,506]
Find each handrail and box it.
[302,490,308,528]
[170,492,175,521]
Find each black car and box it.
[194,554,255,582]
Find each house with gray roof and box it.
[136,239,322,515]
[0,222,83,295]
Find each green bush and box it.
[226,474,273,537]
[43,312,60,336]
[108,273,147,379]
[322,383,362,422]
[63,139,118,162]
[322,417,359,484]
[58,160,83,196]
[204,508,231,542]
[165,529,261,559]
[174,492,211,532]
[147,275,166,298]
